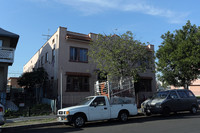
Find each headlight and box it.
[65,111,70,115]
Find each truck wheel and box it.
[73,115,85,128]
[119,111,128,122]
[190,106,197,114]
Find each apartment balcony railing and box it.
[0,47,15,64]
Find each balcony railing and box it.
[0,47,15,64]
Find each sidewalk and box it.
[3,114,59,128]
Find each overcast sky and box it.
[0,0,199,77]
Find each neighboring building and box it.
[171,79,200,96]
[24,27,156,107]
[0,28,19,105]
[134,45,156,106]
[7,77,21,89]
[7,77,24,103]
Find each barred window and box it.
[66,75,89,92]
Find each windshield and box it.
[77,97,94,105]
[152,91,169,99]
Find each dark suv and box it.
[141,89,199,116]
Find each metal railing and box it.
[0,47,15,63]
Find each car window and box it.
[152,91,169,99]
[186,91,195,98]
[177,91,188,98]
[169,91,178,99]
[91,97,106,106]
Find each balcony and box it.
[0,47,15,64]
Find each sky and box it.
[0,0,200,77]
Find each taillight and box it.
[0,107,3,112]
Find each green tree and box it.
[156,21,200,89]
[88,31,154,85]
[18,67,48,103]
[18,67,48,88]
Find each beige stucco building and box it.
[0,28,19,104]
[24,27,97,106]
[24,27,156,107]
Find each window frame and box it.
[45,52,48,63]
[69,46,88,63]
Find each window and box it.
[45,52,48,62]
[52,47,55,63]
[169,91,178,99]
[70,47,88,62]
[0,40,2,47]
[177,91,188,98]
[66,76,89,92]
[186,91,195,98]
[41,56,44,65]
[91,97,106,106]
[134,79,152,92]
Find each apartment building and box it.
[0,28,19,104]
[24,27,156,107]
[24,27,97,106]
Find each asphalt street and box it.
[4,112,200,133]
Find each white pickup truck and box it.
[57,95,137,127]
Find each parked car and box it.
[141,89,199,116]
[0,103,5,126]
[57,95,137,127]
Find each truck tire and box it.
[118,111,128,122]
[73,115,85,128]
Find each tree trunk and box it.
[184,84,189,90]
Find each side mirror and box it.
[93,102,98,107]
[90,102,98,107]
